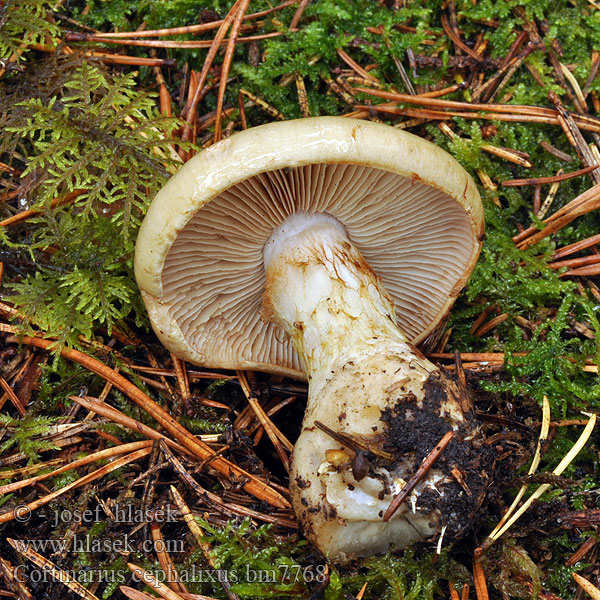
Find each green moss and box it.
[2,1,600,598]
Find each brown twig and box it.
[0,189,86,228]
[30,43,176,67]
[533,184,542,214]
[383,431,455,521]
[180,0,243,143]
[237,371,292,473]
[501,164,597,187]
[0,376,25,416]
[71,395,191,454]
[565,535,597,567]
[77,0,297,38]
[583,52,600,100]
[560,264,600,277]
[440,13,481,61]
[0,439,152,495]
[150,522,188,595]
[8,539,102,600]
[214,0,251,143]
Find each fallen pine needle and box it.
[127,563,187,600]
[0,439,152,494]
[473,551,490,600]
[1,328,289,509]
[8,539,101,600]
[573,572,600,600]
[0,447,152,524]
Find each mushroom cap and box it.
[134,117,483,379]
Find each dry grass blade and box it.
[169,486,213,559]
[428,352,527,362]
[440,13,481,60]
[2,331,289,509]
[0,447,152,524]
[7,539,101,600]
[64,32,282,49]
[0,457,63,479]
[0,555,34,599]
[289,0,310,30]
[486,396,551,543]
[540,140,573,162]
[490,413,596,543]
[0,439,152,494]
[161,441,297,528]
[560,63,587,109]
[239,88,285,119]
[565,535,598,567]
[355,103,570,128]
[482,144,532,168]
[121,587,160,600]
[560,264,600,277]
[181,0,243,139]
[337,49,379,82]
[31,43,175,67]
[84,1,297,38]
[549,90,600,184]
[123,588,219,600]
[355,582,368,600]
[553,232,600,259]
[295,73,311,117]
[171,354,190,408]
[537,171,563,219]
[0,189,86,228]
[473,313,509,337]
[354,86,600,132]
[549,254,600,270]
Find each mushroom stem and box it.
[263,212,490,563]
[263,212,409,383]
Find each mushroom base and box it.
[290,352,492,563]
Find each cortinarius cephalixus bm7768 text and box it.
[134,117,492,563]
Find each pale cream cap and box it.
[134,117,483,378]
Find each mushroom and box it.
[135,117,491,563]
